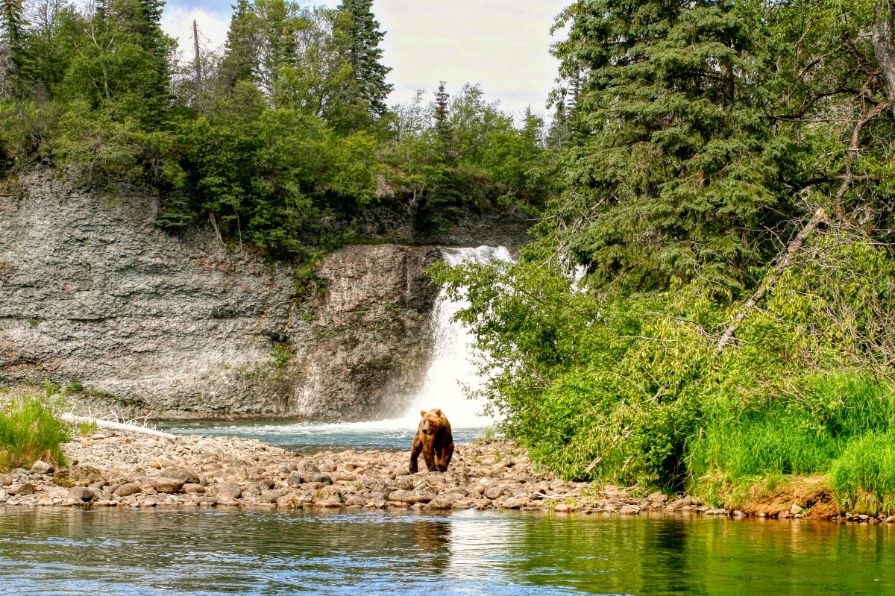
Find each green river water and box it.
[1,508,892,594]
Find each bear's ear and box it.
[420,410,427,417]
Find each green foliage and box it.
[548,0,796,294]
[332,0,392,127]
[0,0,548,260]
[688,372,895,497]
[435,229,895,493]
[831,431,895,515]
[390,84,555,231]
[0,395,71,471]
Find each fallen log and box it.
[60,413,177,439]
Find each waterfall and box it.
[402,245,513,427]
[161,245,513,449]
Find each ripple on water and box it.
[2,510,895,594]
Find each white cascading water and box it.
[405,245,513,427]
[162,246,513,448]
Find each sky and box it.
[160,0,568,119]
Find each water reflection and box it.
[1,510,894,594]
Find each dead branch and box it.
[716,207,830,352]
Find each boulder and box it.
[30,460,54,475]
[158,468,201,484]
[68,486,97,502]
[113,482,142,498]
[215,484,242,501]
[150,478,185,494]
[10,482,35,496]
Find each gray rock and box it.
[619,505,641,515]
[158,468,201,484]
[496,497,529,510]
[261,489,288,504]
[704,508,729,516]
[10,482,34,496]
[0,474,12,486]
[0,170,449,420]
[215,484,242,501]
[69,486,97,502]
[30,460,54,475]
[484,486,508,500]
[387,490,434,504]
[150,478,184,494]
[647,491,668,504]
[311,474,332,485]
[114,482,142,497]
[286,472,304,487]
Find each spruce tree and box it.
[221,0,259,91]
[334,0,392,122]
[551,0,796,294]
[135,0,172,126]
[433,80,450,150]
[0,0,24,95]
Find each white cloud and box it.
[374,0,565,118]
[162,6,230,60]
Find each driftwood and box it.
[60,413,176,439]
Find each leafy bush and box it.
[831,432,895,515]
[0,396,71,471]
[434,231,895,495]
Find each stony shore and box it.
[1,431,892,523]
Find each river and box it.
[2,509,893,594]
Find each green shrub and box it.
[830,432,895,515]
[0,396,71,471]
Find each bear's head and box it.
[419,408,446,436]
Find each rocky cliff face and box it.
[0,171,439,420]
[294,245,440,420]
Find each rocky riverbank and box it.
[1,431,892,523]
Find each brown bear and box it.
[409,408,454,473]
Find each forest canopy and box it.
[0,0,552,259]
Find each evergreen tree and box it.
[334,0,392,124]
[550,0,796,293]
[433,80,450,151]
[220,0,259,91]
[0,0,24,95]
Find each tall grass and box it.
[830,432,895,515]
[687,372,895,502]
[0,395,71,471]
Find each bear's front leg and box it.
[423,441,437,472]
[409,436,423,473]
[437,442,454,472]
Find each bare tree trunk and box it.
[716,208,829,352]
[193,20,203,85]
[873,0,895,104]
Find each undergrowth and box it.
[830,432,895,515]
[0,395,71,471]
